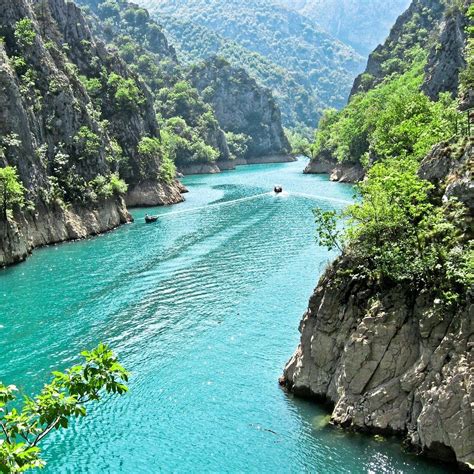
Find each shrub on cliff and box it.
[137,136,177,183]
[314,157,472,301]
[0,166,25,221]
[311,60,460,165]
[107,72,144,111]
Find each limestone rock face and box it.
[0,198,131,266]
[282,258,473,468]
[282,143,474,469]
[419,140,474,212]
[350,0,445,97]
[0,0,183,266]
[304,152,364,183]
[422,6,468,100]
[188,57,291,161]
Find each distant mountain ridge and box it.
[275,0,411,56]
[137,0,365,129]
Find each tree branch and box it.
[0,421,11,444]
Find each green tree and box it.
[225,132,250,160]
[0,344,128,473]
[74,126,102,161]
[316,156,473,297]
[107,73,144,110]
[14,19,36,49]
[0,166,25,221]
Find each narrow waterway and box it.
[0,159,445,473]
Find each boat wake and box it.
[150,190,351,222]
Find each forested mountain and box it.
[0,0,290,266]
[275,0,411,56]
[188,57,290,161]
[137,0,365,130]
[306,0,470,181]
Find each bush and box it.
[107,72,144,110]
[138,136,161,158]
[225,131,250,159]
[312,60,459,164]
[0,166,25,220]
[110,173,128,195]
[138,136,176,184]
[74,126,101,160]
[90,173,128,199]
[14,18,36,48]
[314,156,472,300]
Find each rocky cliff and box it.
[0,0,183,267]
[350,0,446,97]
[422,4,468,100]
[282,139,474,469]
[306,0,471,183]
[188,57,291,161]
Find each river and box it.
[0,159,445,473]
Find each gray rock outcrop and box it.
[188,57,291,162]
[282,140,474,469]
[282,255,473,469]
[422,5,468,100]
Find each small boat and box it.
[274,185,283,194]
[145,215,158,224]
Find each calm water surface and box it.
[0,160,446,473]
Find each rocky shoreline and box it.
[303,155,364,183]
[0,181,186,268]
[280,254,473,470]
[178,154,296,175]
[0,198,131,267]
[281,141,474,470]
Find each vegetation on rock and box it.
[0,166,25,221]
[274,0,411,56]
[312,60,459,165]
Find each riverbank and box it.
[0,181,186,268]
[179,154,296,175]
[304,155,364,183]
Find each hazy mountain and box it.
[275,0,411,56]
[138,0,365,129]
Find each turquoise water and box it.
[0,160,446,473]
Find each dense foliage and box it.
[285,130,311,156]
[79,0,236,167]
[314,156,472,301]
[312,59,459,164]
[0,166,25,220]
[139,0,364,129]
[0,344,128,472]
[311,0,472,307]
[148,17,319,130]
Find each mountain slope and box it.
[137,0,365,129]
[0,0,184,265]
[150,18,319,129]
[306,0,468,181]
[188,57,290,161]
[281,1,473,469]
[275,0,411,56]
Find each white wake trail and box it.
[157,192,273,219]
